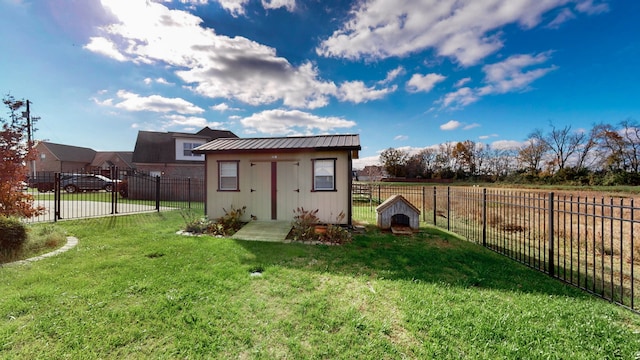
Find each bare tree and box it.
[619,119,640,173]
[573,126,599,170]
[593,123,625,171]
[418,148,438,178]
[518,132,549,174]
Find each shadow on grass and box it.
[235,224,592,299]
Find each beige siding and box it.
[205,150,351,224]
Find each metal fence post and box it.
[155,176,161,212]
[548,192,555,277]
[54,172,60,222]
[422,186,426,223]
[482,188,487,247]
[111,166,118,215]
[188,177,192,210]
[433,186,437,225]
[447,186,451,231]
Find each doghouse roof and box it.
[193,134,360,155]
[376,194,421,215]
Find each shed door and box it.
[250,162,271,221]
[276,161,299,220]
[249,161,299,221]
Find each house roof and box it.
[193,134,361,154]
[132,127,237,163]
[91,151,134,168]
[375,194,421,215]
[38,142,97,163]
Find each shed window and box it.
[313,159,336,191]
[218,161,239,191]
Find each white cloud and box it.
[440,87,479,108]
[211,102,241,112]
[88,0,338,109]
[84,37,127,61]
[162,114,223,129]
[144,77,172,85]
[463,123,480,130]
[317,0,582,66]
[575,0,609,15]
[440,120,462,131]
[454,77,471,87]
[479,52,558,95]
[99,90,205,114]
[439,52,556,109]
[353,155,381,170]
[213,0,249,16]
[547,8,576,28]
[394,135,408,141]
[337,81,396,103]
[479,134,498,140]
[406,73,446,93]
[379,66,405,84]
[240,109,356,135]
[491,140,523,150]
[261,0,295,12]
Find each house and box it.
[34,141,97,173]
[356,165,386,182]
[132,127,237,178]
[193,134,361,225]
[91,151,134,178]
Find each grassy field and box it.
[1,211,640,359]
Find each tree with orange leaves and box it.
[0,95,45,218]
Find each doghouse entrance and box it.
[391,213,410,227]
[376,194,421,234]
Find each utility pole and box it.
[24,100,38,177]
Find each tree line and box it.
[379,120,640,186]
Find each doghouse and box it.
[376,194,420,232]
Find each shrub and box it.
[290,207,319,241]
[208,205,246,236]
[0,216,28,252]
[318,212,351,245]
[180,210,211,234]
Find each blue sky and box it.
[1,0,638,168]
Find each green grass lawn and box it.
[1,211,639,359]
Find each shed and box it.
[376,195,420,231]
[193,134,361,225]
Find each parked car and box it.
[60,174,121,193]
[27,172,56,192]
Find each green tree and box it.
[379,147,408,177]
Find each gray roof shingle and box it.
[132,127,237,163]
[193,134,360,154]
[40,142,97,163]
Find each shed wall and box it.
[205,150,351,224]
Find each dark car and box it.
[60,174,121,193]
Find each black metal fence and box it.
[22,174,640,312]
[352,183,639,312]
[24,167,205,223]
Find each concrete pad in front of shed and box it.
[232,221,292,242]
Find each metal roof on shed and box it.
[193,134,360,153]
